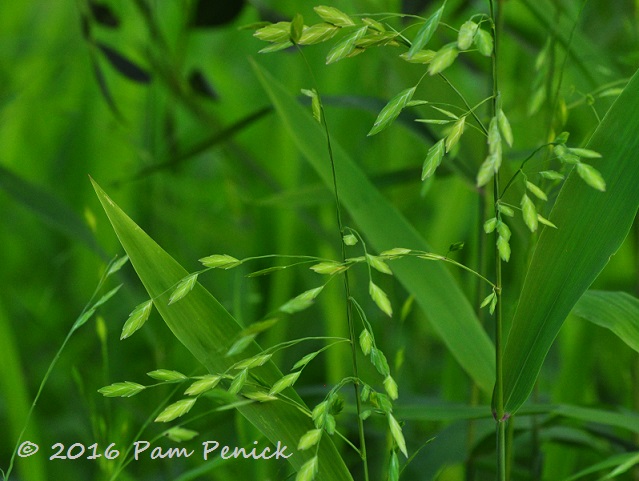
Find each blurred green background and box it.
[1,0,638,480]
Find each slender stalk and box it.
[295,46,370,480]
[489,1,508,480]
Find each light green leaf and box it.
[280,286,324,313]
[290,14,304,44]
[314,6,355,27]
[98,381,145,398]
[259,41,293,54]
[388,413,408,458]
[299,23,340,45]
[480,291,496,309]
[497,235,510,262]
[164,426,199,443]
[368,86,417,136]
[155,398,196,423]
[474,28,493,56]
[343,234,358,245]
[251,60,495,393]
[407,3,446,59]
[498,204,515,217]
[457,20,478,50]
[537,214,557,228]
[270,371,302,395]
[484,217,497,233]
[498,109,514,147]
[298,429,322,451]
[147,369,188,382]
[234,354,272,370]
[228,369,248,395]
[293,351,320,370]
[169,273,199,305]
[384,375,399,400]
[367,254,393,275]
[379,247,412,257]
[487,116,501,153]
[539,170,565,181]
[388,450,400,481]
[121,299,153,340]
[476,153,497,187]
[310,261,346,275]
[521,194,538,232]
[428,43,459,75]
[576,162,606,191]
[525,181,548,201]
[369,281,393,317]
[301,88,322,123]
[400,49,436,64]
[554,144,580,164]
[359,329,373,355]
[326,26,367,64]
[496,221,511,241]
[499,67,639,417]
[568,147,602,159]
[296,456,319,481]
[106,255,129,277]
[574,291,639,353]
[371,347,390,376]
[199,254,242,269]
[92,179,353,480]
[254,22,291,42]
[445,116,465,153]
[185,375,222,396]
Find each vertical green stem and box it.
[489,1,507,480]
[296,45,369,479]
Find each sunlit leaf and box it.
[368,87,417,136]
[155,398,196,422]
[407,3,446,58]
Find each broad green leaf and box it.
[499,67,639,416]
[368,87,416,136]
[121,299,153,340]
[457,20,478,50]
[251,60,495,394]
[428,43,459,75]
[574,291,639,353]
[155,398,196,423]
[326,26,367,64]
[98,381,145,398]
[407,3,446,59]
[91,180,352,481]
[314,6,355,27]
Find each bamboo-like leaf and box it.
[407,3,446,59]
[421,139,445,180]
[368,87,416,136]
[499,67,639,416]
[574,291,639,353]
[251,60,495,393]
[185,375,222,396]
[91,179,353,481]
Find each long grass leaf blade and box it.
[500,67,639,415]
[250,60,495,393]
[91,179,353,481]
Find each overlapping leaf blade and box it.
[251,60,495,393]
[91,179,352,481]
[500,67,639,415]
